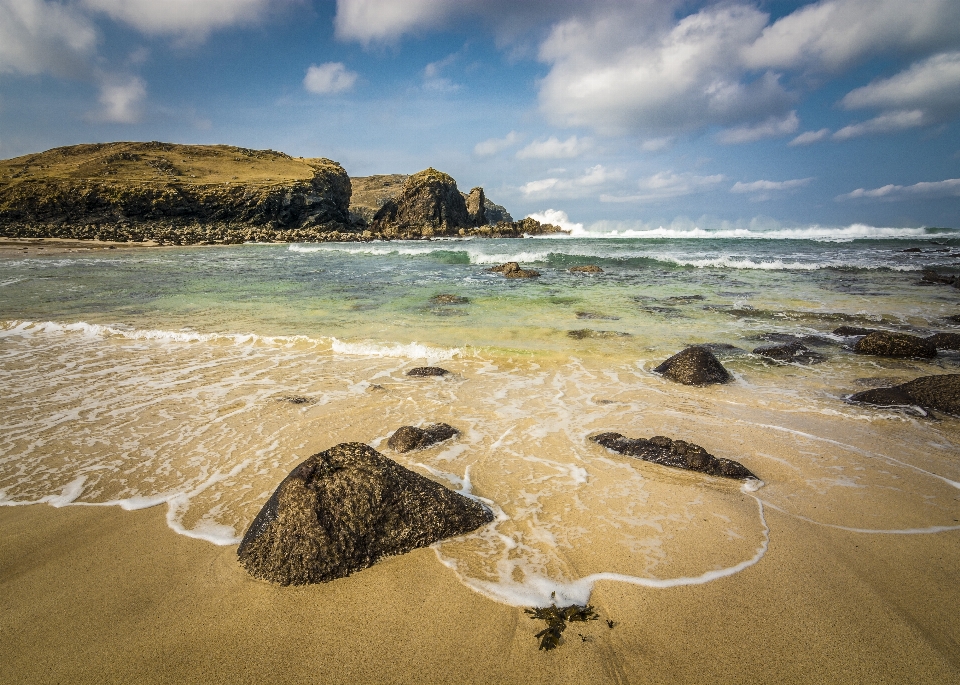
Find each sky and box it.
[2,0,960,231]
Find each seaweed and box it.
[524,603,599,650]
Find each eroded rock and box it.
[487,262,540,278]
[590,433,756,480]
[387,423,459,452]
[753,341,826,364]
[237,442,492,585]
[653,346,731,385]
[407,366,449,377]
[848,374,960,415]
[854,331,937,359]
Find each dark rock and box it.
[942,314,960,325]
[575,311,619,320]
[663,295,705,303]
[901,247,922,253]
[569,265,603,273]
[464,187,486,226]
[482,197,512,224]
[854,331,937,359]
[590,433,756,480]
[567,329,631,339]
[407,366,449,377]
[920,270,956,285]
[653,347,731,385]
[849,374,960,415]
[833,325,878,336]
[237,442,492,585]
[430,293,469,305]
[387,423,459,452]
[928,332,960,350]
[371,168,470,237]
[278,395,312,404]
[487,262,540,278]
[752,341,826,365]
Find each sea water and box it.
[1,229,959,606]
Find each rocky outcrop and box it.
[487,262,540,278]
[569,265,603,273]
[854,331,937,359]
[928,332,960,350]
[753,341,826,364]
[407,366,449,377]
[237,442,492,585]
[464,187,486,226]
[849,374,960,415]
[654,347,731,385]
[0,143,352,243]
[483,197,512,224]
[387,423,459,452]
[833,326,878,336]
[590,433,756,480]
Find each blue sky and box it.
[2,0,959,231]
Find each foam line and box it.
[759,499,960,535]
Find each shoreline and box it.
[2,501,957,683]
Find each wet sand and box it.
[0,237,160,257]
[1,501,958,684]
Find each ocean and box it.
[1,227,959,606]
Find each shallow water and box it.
[1,233,959,605]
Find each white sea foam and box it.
[330,337,460,362]
[581,222,954,242]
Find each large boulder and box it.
[486,262,540,278]
[654,346,731,385]
[590,433,756,480]
[928,332,960,350]
[371,168,470,237]
[237,442,492,585]
[849,374,960,415]
[388,423,459,452]
[854,331,937,358]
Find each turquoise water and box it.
[1,232,959,606]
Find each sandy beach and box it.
[2,496,958,684]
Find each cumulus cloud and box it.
[840,51,960,121]
[789,128,830,146]
[474,131,520,157]
[520,164,624,199]
[601,171,724,203]
[716,111,799,144]
[516,135,591,160]
[833,109,926,140]
[838,178,960,201]
[93,75,146,123]
[303,62,357,95]
[0,0,98,78]
[731,178,813,193]
[81,0,275,40]
[742,0,960,72]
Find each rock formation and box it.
[753,341,825,364]
[464,187,486,226]
[407,366,449,377]
[371,168,470,237]
[482,197,513,224]
[237,442,492,585]
[569,265,603,273]
[486,262,540,278]
[854,331,937,358]
[387,423,459,452]
[654,347,731,385]
[849,374,960,415]
[590,433,756,479]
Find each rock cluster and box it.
[849,374,960,415]
[487,262,540,278]
[387,423,459,452]
[237,443,492,585]
[854,331,937,358]
[654,347,731,385]
[590,433,756,480]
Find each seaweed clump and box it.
[524,604,599,650]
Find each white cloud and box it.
[516,135,591,160]
[789,128,830,146]
[0,0,98,78]
[520,164,624,199]
[303,62,357,95]
[601,171,724,203]
[840,51,960,119]
[716,111,799,144]
[335,0,457,43]
[731,178,813,193]
[838,178,960,201]
[641,137,673,152]
[474,131,520,157]
[94,75,146,123]
[81,0,275,40]
[833,109,926,140]
[742,0,960,72]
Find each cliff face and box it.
[0,142,351,241]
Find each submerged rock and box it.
[487,261,540,278]
[430,293,469,305]
[833,325,878,336]
[567,329,631,339]
[849,374,960,415]
[387,423,459,453]
[854,331,937,359]
[653,346,731,385]
[753,341,826,365]
[575,311,619,320]
[237,442,492,585]
[569,265,603,273]
[407,366,449,377]
[590,433,756,480]
[920,270,957,285]
[928,332,960,350]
